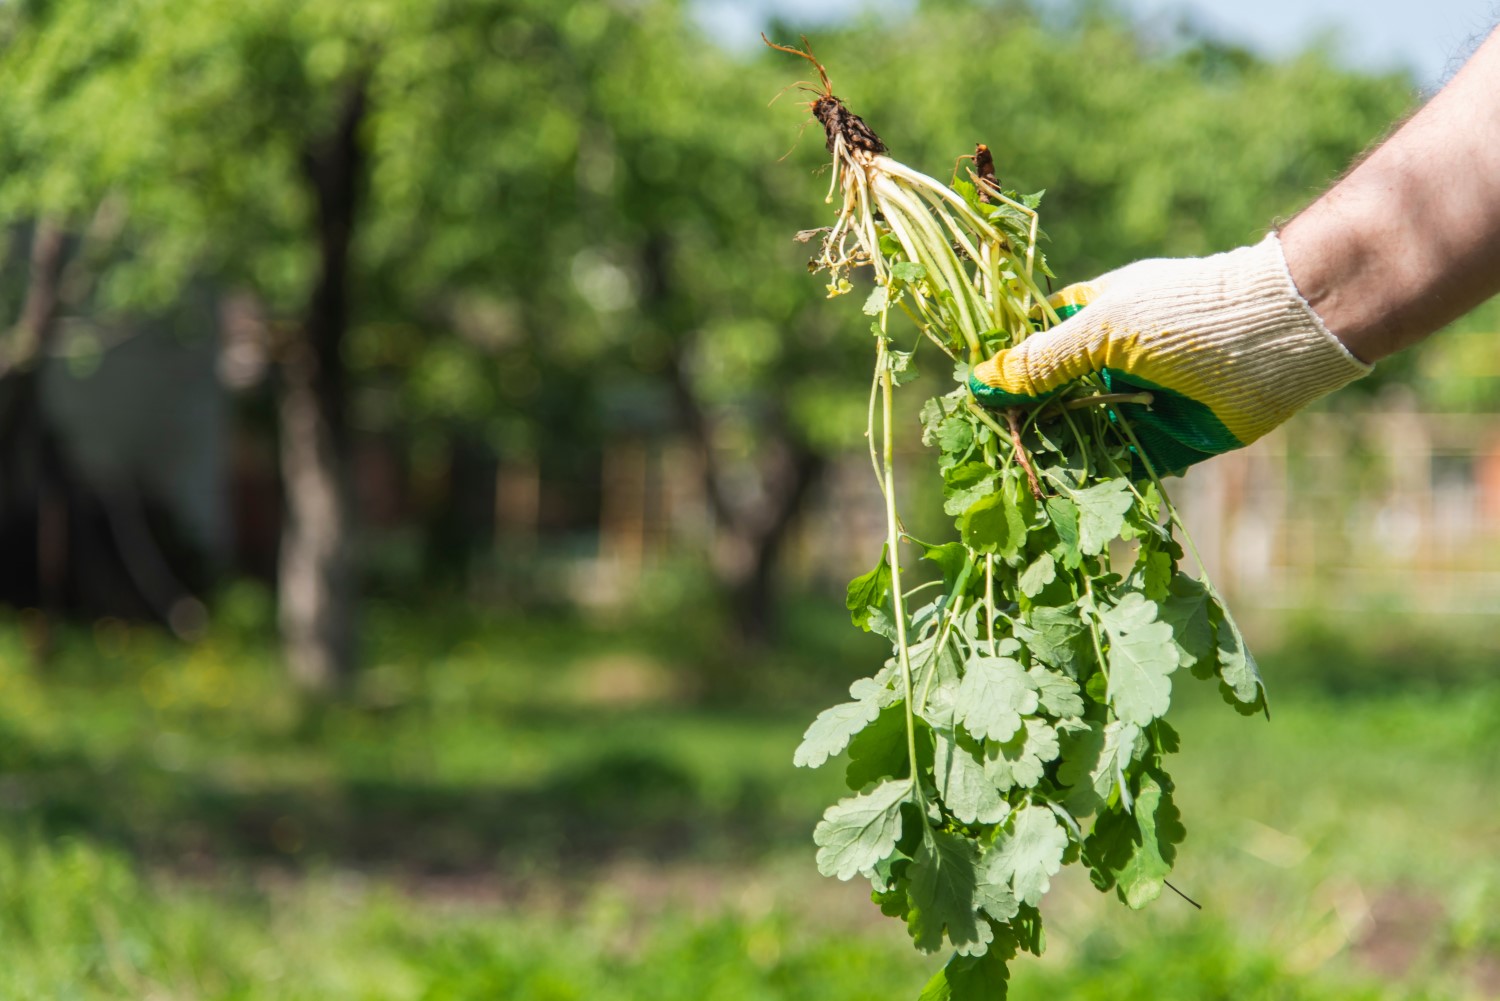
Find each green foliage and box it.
[0,0,1410,453]
[846,547,894,631]
[813,777,911,880]
[0,607,1498,998]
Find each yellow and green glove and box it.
[969,233,1372,475]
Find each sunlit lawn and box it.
[0,595,1496,1000]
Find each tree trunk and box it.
[662,342,825,648]
[0,221,69,656]
[722,440,825,647]
[639,233,826,648]
[278,80,366,693]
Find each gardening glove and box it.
[968,233,1371,475]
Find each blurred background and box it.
[1,0,1498,997]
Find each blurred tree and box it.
[0,1,601,685]
[0,0,1417,677]
[0,1,408,687]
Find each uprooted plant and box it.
[767,37,1266,1000]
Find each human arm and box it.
[1283,28,1500,362]
[970,29,1500,472]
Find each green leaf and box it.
[943,462,999,517]
[1210,596,1267,714]
[1056,722,1106,814]
[985,804,1068,907]
[1097,593,1179,726]
[934,729,1011,825]
[907,829,992,956]
[974,876,1019,926]
[935,416,974,459]
[846,547,892,631]
[1043,495,1081,569]
[1073,479,1134,556]
[1027,665,1083,718]
[873,880,909,916]
[923,542,970,592]
[794,694,882,769]
[892,261,926,282]
[954,653,1037,742]
[1018,553,1056,598]
[983,717,1060,791]
[1082,769,1184,908]
[1022,189,1046,210]
[1058,720,1141,816]
[845,703,912,790]
[920,398,947,443]
[917,945,1012,1001]
[889,348,919,385]
[814,778,912,880]
[863,284,890,316]
[848,666,899,706]
[1012,604,1090,676]
[1161,573,1215,672]
[918,663,963,731]
[1136,546,1172,602]
[958,492,1012,555]
[999,468,1036,558]
[1009,903,1046,956]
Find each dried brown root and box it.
[975,144,999,202]
[1006,407,1044,500]
[762,34,887,155]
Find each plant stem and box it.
[985,556,996,654]
[882,345,924,806]
[916,555,975,713]
[1079,571,1110,682]
[867,329,889,501]
[1060,392,1154,411]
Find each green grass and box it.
[0,595,1498,999]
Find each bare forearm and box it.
[1282,29,1500,363]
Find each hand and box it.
[967,234,1371,475]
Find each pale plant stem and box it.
[979,241,1004,336]
[968,174,1059,323]
[894,296,959,362]
[907,183,985,267]
[985,556,997,654]
[880,203,975,345]
[1057,404,1093,482]
[824,135,844,204]
[1061,392,1154,410]
[904,579,943,600]
[912,183,1026,342]
[882,342,923,806]
[1025,208,1039,315]
[851,162,884,276]
[867,342,888,501]
[923,327,959,363]
[862,154,1054,326]
[1079,571,1110,681]
[916,555,975,713]
[874,180,984,350]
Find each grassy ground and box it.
[0,593,1497,999]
